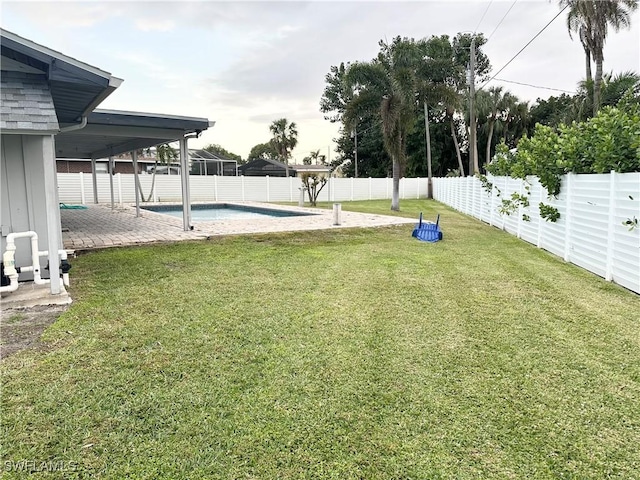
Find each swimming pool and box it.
[142,203,315,221]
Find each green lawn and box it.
[2,199,639,479]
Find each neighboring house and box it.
[291,164,332,178]
[0,29,213,299]
[189,149,238,176]
[56,148,236,176]
[238,158,297,177]
[57,158,156,174]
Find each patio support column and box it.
[43,135,62,295]
[91,158,99,203]
[132,150,141,217]
[179,136,192,231]
[109,156,115,210]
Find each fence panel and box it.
[432,172,639,294]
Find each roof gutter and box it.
[58,115,87,133]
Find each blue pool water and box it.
[142,204,314,221]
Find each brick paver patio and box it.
[61,203,416,251]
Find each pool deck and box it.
[61,202,416,251]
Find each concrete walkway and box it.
[61,202,416,251]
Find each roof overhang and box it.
[1,28,123,123]
[55,109,213,159]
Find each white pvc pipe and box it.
[1,243,19,293]
[4,231,46,284]
[1,232,71,293]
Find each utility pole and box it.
[468,36,477,177]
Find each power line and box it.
[487,0,519,41]
[479,4,569,91]
[492,77,576,94]
[474,0,494,33]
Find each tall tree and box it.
[320,62,354,123]
[476,87,518,166]
[345,37,421,211]
[247,142,279,162]
[138,143,178,202]
[202,144,243,164]
[561,0,638,115]
[269,118,298,177]
[302,150,325,165]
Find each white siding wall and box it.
[1,134,56,280]
[432,173,640,294]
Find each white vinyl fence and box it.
[433,172,640,294]
[57,173,428,205]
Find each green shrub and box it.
[487,100,640,197]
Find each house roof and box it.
[0,70,59,132]
[55,109,214,159]
[292,164,331,172]
[239,158,297,176]
[1,28,122,125]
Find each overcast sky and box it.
[2,1,639,162]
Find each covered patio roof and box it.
[55,109,214,159]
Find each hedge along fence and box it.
[432,172,640,294]
[57,172,428,205]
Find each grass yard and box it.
[1,199,639,479]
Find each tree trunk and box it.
[424,102,433,199]
[135,175,147,203]
[391,158,400,211]
[485,119,495,168]
[142,161,159,202]
[450,117,464,176]
[584,48,592,85]
[593,55,603,116]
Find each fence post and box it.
[214,175,219,201]
[266,176,269,202]
[290,176,293,202]
[489,176,497,227]
[536,179,544,248]
[605,170,616,281]
[79,172,86,204]
[369,177,372,200]
[416,177,420,199]
[153,178,158,203]
[471,176,477,217]
[351,177,354,201]
[516,180,523,239]
[563,173,573,262]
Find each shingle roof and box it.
[1,71,59,132]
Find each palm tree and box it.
[477,88,520,165]
[416,36,466,194]
[345,37,420,211]
[600,70,640,105]
[562,0,638,115]
[269,118,298,176]
[134,143,178,202]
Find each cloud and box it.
[3,0,638,161]
[135,18,175,32]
